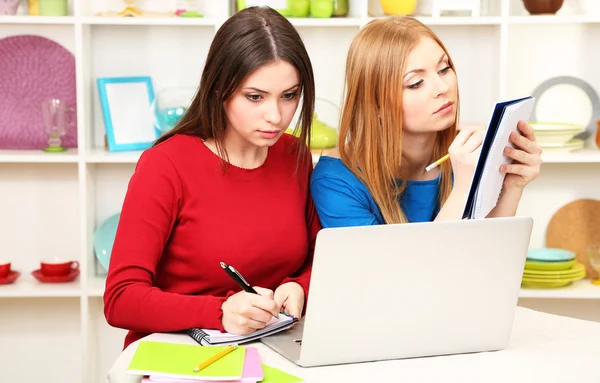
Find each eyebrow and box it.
[404,53,448,79]
[243,84,300,94]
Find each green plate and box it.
[523,262,584,277]
[521,279,573,288]
[524,259,576,271]
[522,270,586,280]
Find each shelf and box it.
[519,280,600,299]
[5,14,600,27]
[289,17,362,27]
[81,276,600,300]
[87,276,106,297]
[0,274,81,298]
[0,148,79,163]
[542,148,600,163]
[81,16,219,26]
[0,15,76,24]
[86,148,142,164]
[367,16,503,25]
[508,15,600,24]
[85,148,321,165]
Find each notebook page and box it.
[202,313,294,343]
[473,98,534,219]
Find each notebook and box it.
[142,347,264,383]
[462,96,535,219]
[127,341,246,381]
[185,313,297,346]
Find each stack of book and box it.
[127,341,303,383]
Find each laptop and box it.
[261,216,533,367]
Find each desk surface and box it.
[107,307,600,383]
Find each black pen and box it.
[220,262,279,319]
[220,262,258,294]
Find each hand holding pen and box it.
[219,262,280,336]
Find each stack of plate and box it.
[522,248,586,288]
[530,122,585,153]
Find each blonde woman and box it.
[310,17,542,227]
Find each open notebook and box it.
[185,313,297,346]
[462,96,535,219]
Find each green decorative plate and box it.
[524,259,576,271]
[521,279,573,288]
[522,270,586,281]
[523,262,585,277]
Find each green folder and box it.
[127,341,245,381]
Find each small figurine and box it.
[118,0,142,17]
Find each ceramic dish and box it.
[93,213,120,272]
[531,122,585,146]
[524,259,576,271]
[540,138,585,152]
[31,268,79,283]
[527,248,576,262]
[523,263,585,277]
[0,270,20,285]
[521,278,577,288]
[530,76,600,140]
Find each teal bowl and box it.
[93,213,120,272]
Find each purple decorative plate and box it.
[0,34,77,149]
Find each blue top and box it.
[310,156,441,228]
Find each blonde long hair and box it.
[338,17,458,224]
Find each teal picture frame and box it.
[97,76,156,152]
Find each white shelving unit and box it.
[1,0,600,382]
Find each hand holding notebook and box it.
[185,262,298,346]
[219,262,285,334]
[462,96,535,219]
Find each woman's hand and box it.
[274,282,305,319]
[221,287,280,335]
[501,121,542,190]
[448,126,485,192]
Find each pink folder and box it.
[141,347,264,383]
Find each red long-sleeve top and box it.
[103,133,321,349]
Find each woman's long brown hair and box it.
[154,6,315,167]
[338,17,458,224]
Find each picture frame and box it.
[97,76,156,152]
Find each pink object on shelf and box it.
[0,34,78,149]
[0,0,19,15]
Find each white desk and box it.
[107,307,600,383]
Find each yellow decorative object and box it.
[379,0,418,15]
[118,0,142,16]
[28,0,39,15]
[286,114,338,150]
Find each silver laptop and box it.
[261,216,533,367]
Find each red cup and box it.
[0,261,11,278]
[40,260,79,277]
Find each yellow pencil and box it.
[193,345,237,372]
[425,154,450,172]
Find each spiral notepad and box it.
[462,96,535,219]
[186,313,297,346]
